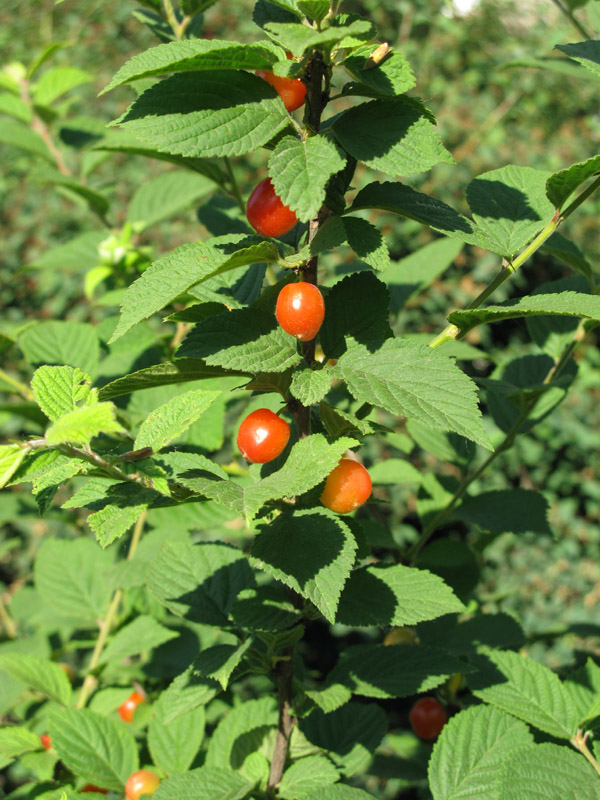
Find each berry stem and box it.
[76,510,147,709]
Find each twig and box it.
[76,510,147,708]
[0,369,34,401]
[19,75,70,176]
[429,176,600,349]
[0,596,17,639]
[550,0,593,40]
[409,318,590,560]
[572,729,600,778]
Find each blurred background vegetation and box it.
[1,0,600,795]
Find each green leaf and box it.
[0,91,32,122]
[0,445,26,490]
[99,615,178,665]
[110,236,278,341]
[230,585,301,631]
[93,130,228,184]
[449,290,600,336]
[48,708,138,790]
[299,703,386,777]
[33,170,110,218]
[329,643,468,699]
[469,649,579,739]
[31,366,94,421]
[88,495,155,549]
[290,366,333,405]
[45,402,122,445]
[279,755,339,799]
[18,321,100,374]
[333,97,454,177]
[34,537,112,624]
[301,789,378,800]
[134,389,221,452]
[383,237,464,312]
[342,44,416,98]
[0,727,42,759]
[32,66,92,106]
[268,134,346,222]
[27,231,105,271]
[368,459,422,485]
[264,15,375,55]
[428,705,534,800]
[319,402,381,439]
[417,613,525,658]
[156,664,219,724]
[251,509,357,623]
[542,232,592,281]
[336,563,464,627]
[555,40,600,77]
[98,358,243,401]
[176,307,302,373]
[147,541,255,625]
[180,433,356,519]
[497,743,600,800]
[455,489,552,534]
[320,272,392,360]
[148,706,206,775]
[205,696,277,771]
[0,118,53,161]
[154,767,252,800]
[297,0,330,23]
[127,171,216,230]
[546,154,600,210]
[465,165,554,257]
[349,181,478,244]
[0,654,72,705]
[333,339,491,448]
[187,640,253,690]
[103,39,284,92]
[114,71,291,159]
[308,217,390,271]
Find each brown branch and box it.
[268,47,331,792]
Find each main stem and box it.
[267,48,329,794]
[75,510,147,708]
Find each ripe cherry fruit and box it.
[246,178,298,238]
[276,282,325,341]
[118,690,145,723]
[40,734,52,751]
[320,459,372,514]
[409,697,447,740]
[125,770,160,800]
[255,68,306,112]
[237,408,290,464]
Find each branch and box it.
[76,510,147,708]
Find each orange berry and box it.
[125,770,160,800]
[320,459,372,513]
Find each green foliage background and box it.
[2,0,600,797]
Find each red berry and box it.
[125,770,160,800]
[118,690,145,723]
[320,459,372,514]
[275,282,325,341]
[255,69,306,112]
[81,786,108,794]
[40,733,52,751]
[237,408,290,464]
[246,178,298,238]
[409,697,447,740]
